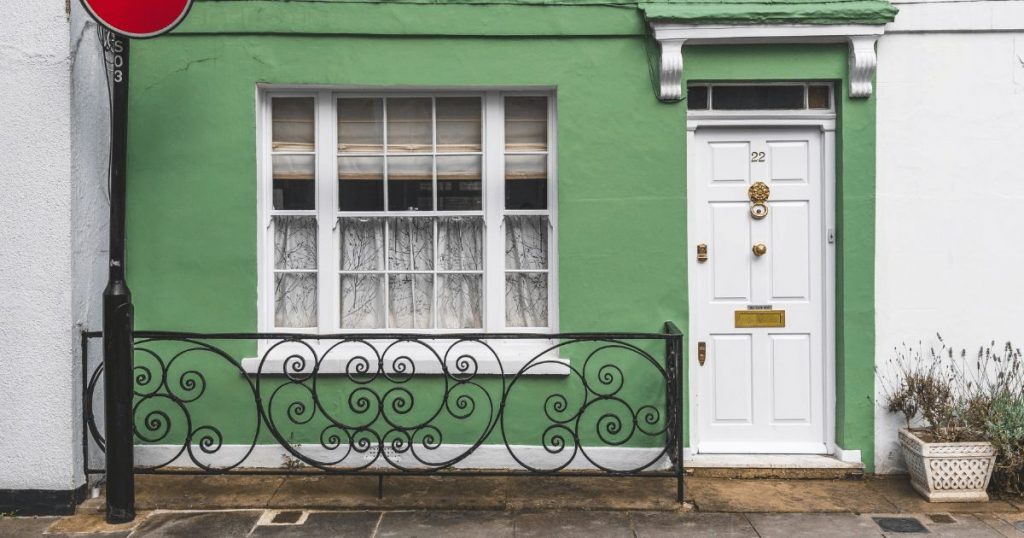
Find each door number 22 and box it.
[750,151,766,163]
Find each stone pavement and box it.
[1,475,1022,537]
[5,509,1024,537]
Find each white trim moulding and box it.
[649,23,886,101]
[834,446,864,464]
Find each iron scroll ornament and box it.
[84,329,684,491]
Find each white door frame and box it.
[685,112,837,455]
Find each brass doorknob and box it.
[752,243,767,256]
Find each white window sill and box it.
[240,339,570,376]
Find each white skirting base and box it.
[134,444,673,472]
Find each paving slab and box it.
[513,510,633,538]
[269,475,508,510]
[974,513,1024,537]
[630,511,758,537]
[264,475,379,509]
[687,477,896,513]
[375,476,509,510]
[43,531,130,538]
[131,511,261,537]
[0,516,56,537]
[867,477,1019,514]
[504,476,681,511]
[377,510,514,538]
[910,513,1005,537]
[135,475,285,510]
[746,513,884,537]
[251,511,382,537]
[44,511,150,537]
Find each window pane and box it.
[272,97,314,152]
[338,98,383,153]
[274,272,317,328]
[388,217,433,271]
[505,96,548,152]
[436,97,482,153]
[808,85,831,109]
[505,273,548,328]
[437,274,482,329]
[340,274,384,329]
[387,155,433,211]
[505,215,548,270]
[437,155,481,211]
[339,217,384,271]
[712,85,805,110]
[389,273,433,329]
[687,85,709,110]
[338,156,384,211]
[387,98,432,153]
[505,154,547,209]
[438,216,483,271]
[272,155,315,210]
[274,216,317,270]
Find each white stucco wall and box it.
[874,2,1024,472]
[0,2,78,491]
[70,3,113,477]
[0,0,107,494]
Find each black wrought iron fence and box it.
[83,322,684,507]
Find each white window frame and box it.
[251,87,563,375]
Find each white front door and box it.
[691,125,831,454]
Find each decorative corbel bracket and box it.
[657,38,687,102]
[847,35,879,98]
[650,24,885,102]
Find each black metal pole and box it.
[675,333,685,504]
[102,32,135,524]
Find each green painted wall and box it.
[127,34,686,336]
[125,29,688,451]
[124,5,874,468]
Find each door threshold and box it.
[684,454,864,480]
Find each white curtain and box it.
[287,214,544,330]
[273,216,318,328]
[437,217,483,329]
[339,218,385,329]
[388,218,433,328]
[504,215,549,327]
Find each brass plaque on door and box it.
[734,310,786,328]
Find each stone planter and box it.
[899,428,996,502]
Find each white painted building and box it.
[0,0,107,514]
[874,0,1024,473]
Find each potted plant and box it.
[881,336,1022,502]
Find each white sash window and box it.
[258,90,557,334]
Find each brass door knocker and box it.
[748,181,770,220]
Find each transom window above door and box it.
[686,83,833,112]
[260,90,557,333]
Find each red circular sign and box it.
[81,0,193,39]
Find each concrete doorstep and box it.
[1,475,1021,537]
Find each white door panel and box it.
[693,126,829,454]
